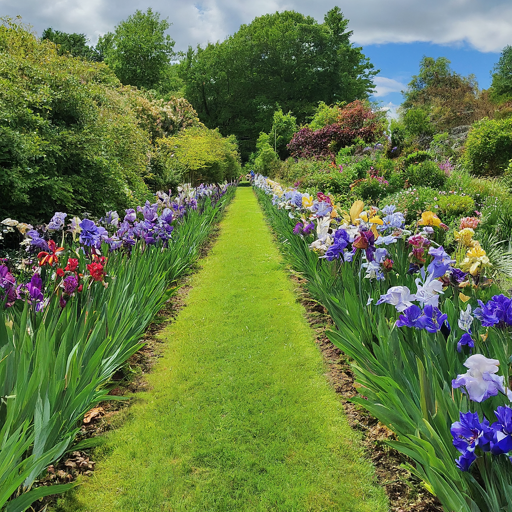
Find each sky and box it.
[1,0,509,116]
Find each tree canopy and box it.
[401,56,493,133]
[102,8,176,90]
[179,8,377,159]
[491,45,512,102]
[41,28,101,61]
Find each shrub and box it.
[463,117,512,177]
[403,150,432,167]
[380,187,438,223]
[430,193,475,224]
[406,160,447,189]
[351,177,389,203]
[287,101,384,159]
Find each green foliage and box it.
[491,45,512,102]
[41,27,101,61]
[0,18,236,223]
[180,8,377,158]
[430,194,475,224]
[463,117,512,177]
[156,126,241,186]
[253,133,279,176]
[403,150,433,167]
[102,8,175,90]
[0,17,153,223]
[268,108,297,159]
[380,187,439,223]
[351,177,389,203]
[406,160,447,189]
[403,108,435,137]
[309,101,342,131]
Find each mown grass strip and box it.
[55,187,388,512]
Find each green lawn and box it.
[55,187,388,512]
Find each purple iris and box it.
[450,268,467,285]
[302,222,315,236]
[26,230,49,252]
[474,295,512,328]
[160,208,174,224]
[138,201,158,223]
[396,305,424,329]
[457,333,475,353]
[293,222,303,235]
[325,229,350,261]
[124,209,137,223]
[491,406,512,456]
[79,219,101,247]
[427,246,454,279]
[421,304,450,334]
[62,275,79,295]
[0,264,19,305]
[451,411,492,471]
[47,212,67,231]
[27,273,44,302]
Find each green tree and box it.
[268,108,297,159]
[103,8,175,90]
[41,27,101,61]
[180,8,377,159]
[491,45,512,102]
[401,56,492,135]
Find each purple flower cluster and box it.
[451,407,512,471]
[396,304,449,334]
[293,222,315,236]
[325,228,350,261]
[474,295,512,328]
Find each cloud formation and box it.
[2,0,511,53]
[372,77,407,98]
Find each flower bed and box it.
[254,174,512,512]
[0,182,236,511]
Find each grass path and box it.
[56,187,388,512]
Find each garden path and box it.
[56,187,387,512]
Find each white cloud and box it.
[2,0,511,53]
[372,77,406,97]
[379,102,400,120]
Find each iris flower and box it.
[37,240,64,267]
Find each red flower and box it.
[87,262,105,282]
[37,240,64,267]
[78,284,83,293]
[56,268,65,278]
[65,258,79,272]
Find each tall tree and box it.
[103,8,175,90]
[491,45,512,102]
[41,28,101,61]
[401,56,493,132]
[180,8,377,158]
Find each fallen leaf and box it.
[83,407,104,424]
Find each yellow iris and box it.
[418,211,442,227]
[302,196,314,208]
[460,242,492,276]
[454,228,476,247]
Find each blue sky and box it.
[365,41,501,115]
[1,0,510,118]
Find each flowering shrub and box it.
[287,101,384,159]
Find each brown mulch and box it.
[290,271,443,512]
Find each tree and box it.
[103,8,175,90]
[180,8,377,159]
[401,56,493,134]
[491,45,512,102]
[41,27,101,61]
